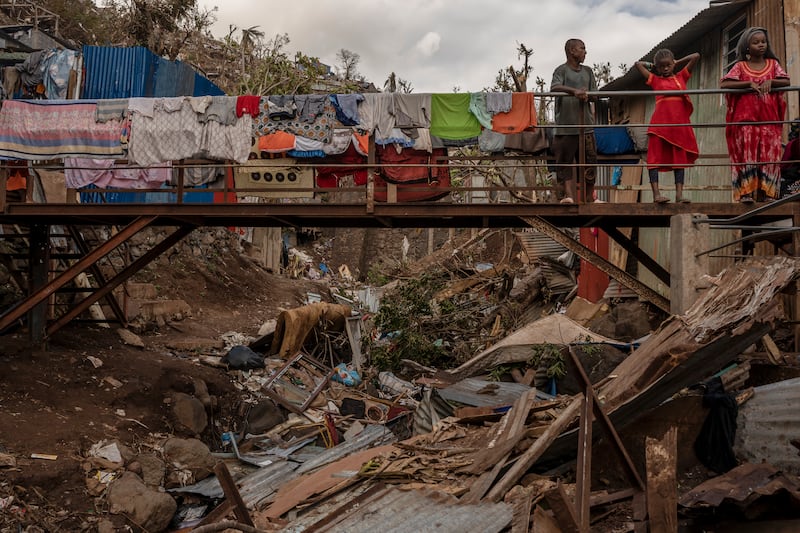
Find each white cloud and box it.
[198,0,710,93]
[415,32,441,58]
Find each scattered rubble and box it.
[5,227,800,532]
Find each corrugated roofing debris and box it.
[296,424,396,475]
[305,485,512,533]
[735,377,800,473]
[438,377,539,408]
[679,462,800,509]
[516,230,577,294]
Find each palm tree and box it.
[240,26,265,70]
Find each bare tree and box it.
[336,48,361,82]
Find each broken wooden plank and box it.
[485,396,582,503]
[510,486,535,533]
[532,505,562,533]
[213,462,255,527]
[543,483,579,533]
[646,427,678,533]
[462,389,538,475]
[762,334,783,365]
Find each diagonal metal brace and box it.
[520,216,670,312]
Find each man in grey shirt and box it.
[550,38,598,204]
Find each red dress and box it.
[646,69,699,170]
[722,59,788,200]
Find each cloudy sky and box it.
[197,0,711,93]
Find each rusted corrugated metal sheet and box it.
[306,486,512,533]
[679,462,800,508]
[81,45,224,99]
[735,377,800,473]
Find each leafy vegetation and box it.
[528,343,567,380]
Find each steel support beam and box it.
[0,216,155,332]
[600,224,671,286]
[521,216,670,312]
[67,225,127,327]
[28,224,50,345]
[46,224,195,338]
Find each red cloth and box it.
[376,146,450,184]
[236,95,261,118]
[314,143,368,188]
[722,59,789,200]
[645,69,699,170]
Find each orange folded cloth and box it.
[257,131,296,153]
[491,92,537,134]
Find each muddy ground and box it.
[0,229,332,531]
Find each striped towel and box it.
[0,100,124,160]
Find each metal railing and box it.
[0,85,799,209]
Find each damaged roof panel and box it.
[735,377,800,474]
[307,486,512,533]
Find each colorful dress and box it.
[646,69,699,170]
[722,59,788,200]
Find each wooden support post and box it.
[0,165,7,212]
[28,224,50,346]
[575,383,593,532]
[366,135,375,213]
[794,201,800,352]
[176,159,185,204]
[646,427,678,533]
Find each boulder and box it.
[107,472,176,532]
[171,392,208,434]
[162,437,216,485]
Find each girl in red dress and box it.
[635,49,700,203]
[720,27,790,203]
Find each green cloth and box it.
[430,93,481,140]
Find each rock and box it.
[107,472,176,532]
[127,461,143,476]
[165,337,225,352]
[136,454,166,488]
[589,301,655,342]
[117,328,145,349]
[193,378,213,411]
[162,437,216,485]
[171,392,208,435]
[258,318,277,337]
[245,399,286,434]
[97,520,116,533]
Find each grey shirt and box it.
[550,63,596,135]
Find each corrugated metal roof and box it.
[603,0,751,91]
[438,377,537,407]
[82,46,153,99]
[735,377,800,473]
[305,486,512,533]
[81,45,224,99]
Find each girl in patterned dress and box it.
[721,27,790,203]
[635,49,700,203]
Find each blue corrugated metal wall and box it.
[81,45,224,99]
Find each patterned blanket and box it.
[0,100,124,159]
